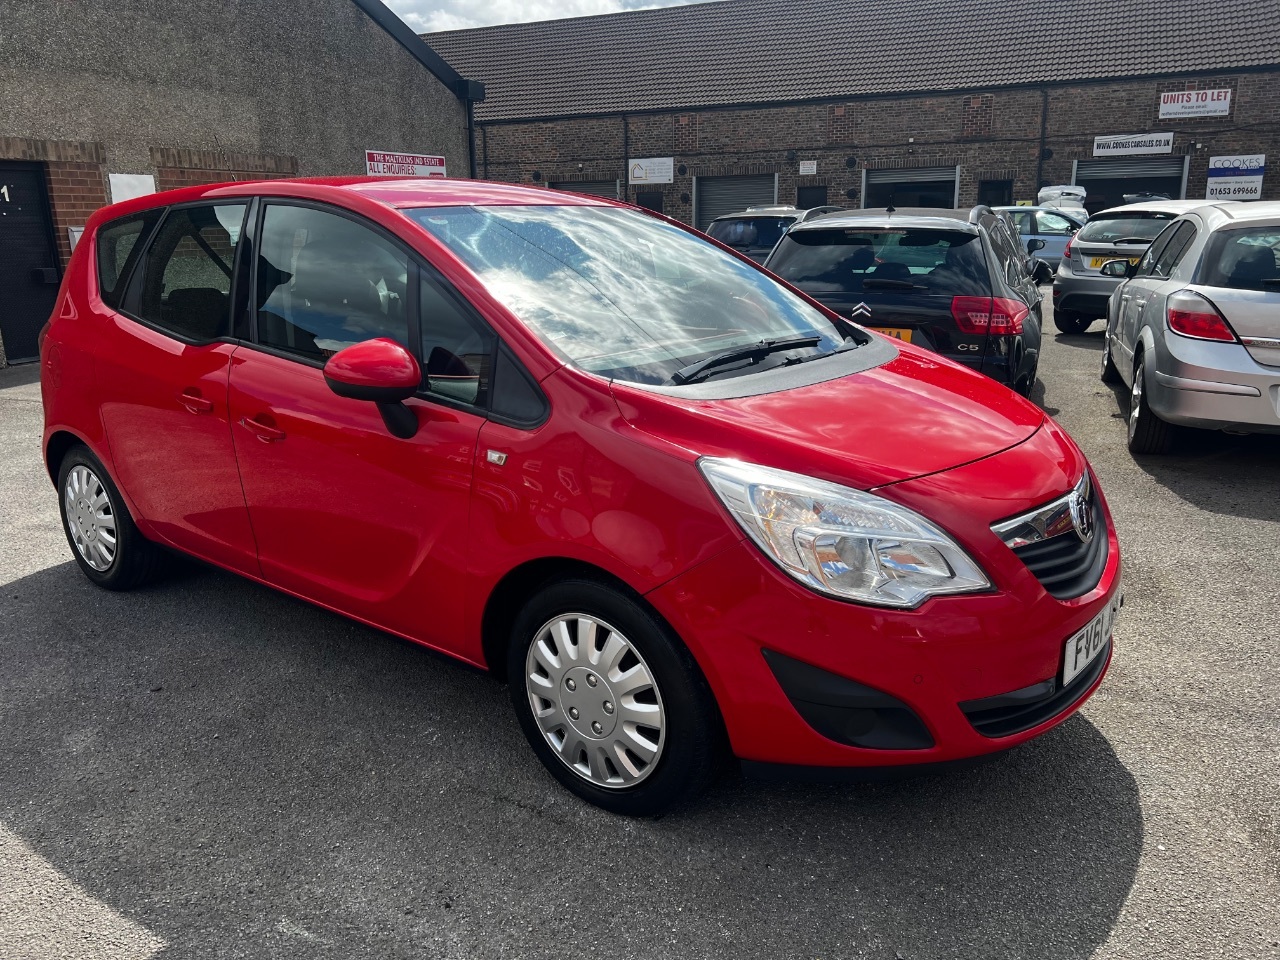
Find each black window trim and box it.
[96,209,164,313]
[245,197,548,429]
[116,199,251,348]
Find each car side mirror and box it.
[1026,238,1046,253]
[1032,260,1054,285]
[323,338,421,439]
[1099,259,1133,279]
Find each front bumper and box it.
[1147,334,1280,433]
[648,424,1122,770]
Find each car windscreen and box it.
[1197,227,1280,292]
[707,217,796,251]
[407,205,847,386]
[766,227,989,296]
[1076,213,1177,243]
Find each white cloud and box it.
[385,0,713,32]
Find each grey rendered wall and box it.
[0,0,469,179]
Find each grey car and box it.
[705,205,843,262]
[995,206,1084,269]
[1052,200,1211,334]
[1099,201,1280,454]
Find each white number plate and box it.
[1062,592,1121,686]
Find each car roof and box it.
[710,208,801,221]
[791,207,980,232]
[1186,200,1280,229]
[87,176,618,226]
[1091,199,1220,218]
[993,205,1086,222]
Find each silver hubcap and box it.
[64,465,117,571]
[1129,364,1144,439]
[525,613,665,789]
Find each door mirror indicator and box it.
[323,338,422,439]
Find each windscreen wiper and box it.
[667,336,822,385]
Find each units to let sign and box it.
[1159,89,1232,119]
[1206,154,1265,201]
[365,151,447,177]
[1093,132,1174,156]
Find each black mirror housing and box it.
[1027,238,1046,253]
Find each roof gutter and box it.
[349,0,486,176]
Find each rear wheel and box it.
[1100,325,1122,384]
[57,446,163,590]
[508,579,723,816]
[1127,357,1174,454]
[1054,311,1094,335]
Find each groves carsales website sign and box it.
[1206,155,1265,201]
[1093,132,1174,156]
[1159,88,1232,118]
[365,150,447,177]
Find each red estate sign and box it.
[364,151,447,177]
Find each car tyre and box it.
[1054,311,1094,335]
[1100,325,1122,385]
[57,445,163,590]
[507,578,724,816]
[1126,357,1174,454]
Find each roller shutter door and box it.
[865,166,959,184]
[549,180,619,198]
[695,175,776,231]
[1075,158,1187,179]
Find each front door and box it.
[227,202,490,657]
[0,163,61,363]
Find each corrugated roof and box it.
[425,0,1280,121]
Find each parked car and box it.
[706,205,843,262]
[764,206,1045,395]
[1052,200,1211,334]
[43,178,1121,815]
[1099,201,1280,454]
[996,206,1085,269]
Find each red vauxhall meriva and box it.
[41,178,1121,814]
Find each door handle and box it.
[238,416,286,443]
[179,390,214,415]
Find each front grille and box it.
[993,475,1108,600]
[959,640,1110,738]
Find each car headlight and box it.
[699,458,990,608]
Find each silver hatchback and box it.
[1099,201,1280,454]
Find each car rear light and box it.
[1166,291,1237,342]
[951,296,1028,335]
[1061,236,1074,262]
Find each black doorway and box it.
[635,191,664,214]
[0,162,61,363]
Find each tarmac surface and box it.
[1,305,1278,959]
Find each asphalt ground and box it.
[1,305,1278,959]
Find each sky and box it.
[385,0,712,32]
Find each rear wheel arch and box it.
[45,430,92,485]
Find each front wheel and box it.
[1127,358,1174,454]
[57,445,163,590]
[508,579,724,816]
[1054,311,1094,335]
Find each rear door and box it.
[1192,224,1280,367]
[766,223,991,362]
[1120,221,1197,354]
[1034,210,1079,264]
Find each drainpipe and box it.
[1035,87,1049,191]
[482,123,489,180]
[621,113,629,201]
[466,99,477,179]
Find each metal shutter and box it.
[549,180,619,198]
[865,166,958,184]
[695,175,776,231]
[1076,158,1187,179]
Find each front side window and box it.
[133,204,246,340]
[1036,212,1076,236]
[1198,227,1280,291]
[408,205,846,386]
[256,205,409,360]
[768,226,989,297]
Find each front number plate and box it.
[870,326,912,343]
[1062,592,1121,686]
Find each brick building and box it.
[0,0,481,367]
[427,0,1280,228]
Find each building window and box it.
[978,180,1013,206]
[796,186,829,209]
[635,191,664,214]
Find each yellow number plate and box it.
[870,327,912,343]
[1090,256,1141,268]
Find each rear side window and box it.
[97,213,160,309]
[1151,222,1197,278]
[707,217,795,251]
[132,204,246,341]
[1077,213,1176,243]
[1198,228,1280,291]
[769,227,989,296]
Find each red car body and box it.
[42,178,1120,782]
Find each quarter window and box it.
[133,204,246,340]
[255,205,410,360]
[420,272,495,406]
[97,212,161,309]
